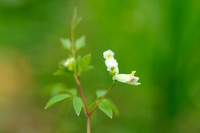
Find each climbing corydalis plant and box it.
[44,8,140,133]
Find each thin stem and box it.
[74,75,90,116]
[90,83,115,116]
[71,10,90,133]
[71,11,76,57]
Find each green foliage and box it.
[77,54,93,73]
[96,90,107,98]
[98,99,113,119]
[75,36,85,51]
[61,38,71,50]
[73,97,83,116]
[96,90,119,117]
[54,65,72,76]
[45,94,71,110]
[97,97,119,118]
[104,98,119,116]
[72,7,82,27]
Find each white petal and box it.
[103,50,114,59]
[113,74,130,82]
[105,59,119,74]
[105,59,118,68]
[113,71,141,85]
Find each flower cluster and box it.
[103,50,140,85]
[103,50,119,75]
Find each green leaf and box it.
[81,54,92,71]
[96,90,107,98]
[104,98,119,116]
[77,54,93,74]
[45,94,70,110]
[73,97,83,116]
[54,66,72,76]
[75,36,85,51]
[61,38,71,50]
[98,99,113,119]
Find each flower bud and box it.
[63,57,75,71]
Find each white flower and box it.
[103,50,114,60]
[113,71,140,85]
[105,59,119,75]
[63,57,75,71]
[103,49,141,85]
[103,50,119,75]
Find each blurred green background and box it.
[0,0,200,133]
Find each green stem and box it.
[70,9,116,133]
[90,83,115,116]
[71,10,90,133]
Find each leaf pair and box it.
[44,88,83,117]
[61,36,85,51]
[96,90,119,119]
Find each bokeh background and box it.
[0,0,200,133]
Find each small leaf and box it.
[61,38,71,50]
[77,54,93,74]
[98,99,113,119]
[73,97,83,116]
[81,54,91,72]
[75,36,85,51]
[96,90,107,98]
[104,98,119,116]
[54,66,71,76]
[45,94,70,110]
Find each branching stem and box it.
[71,11,90,133]
[90,83,115,116]
[70,10,115,133]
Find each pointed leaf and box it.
[98,99,113,119]
[75,36,85,51]
[61,38,71,50]
[81,54,91,72]
[96,90,107,98]
[45,94,70,110]
[73,97,83,116]
[104,98,119,116]
[54,66,72,76]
